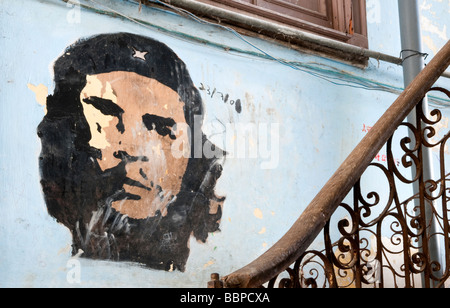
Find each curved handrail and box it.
[222,40,450,288]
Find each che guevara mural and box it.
[37,33,225,272]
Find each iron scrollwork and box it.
[267,88,450,288]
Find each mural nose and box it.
[36,32,224,274]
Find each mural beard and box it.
[37,33,225,272]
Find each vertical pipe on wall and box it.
[398,0,443,288]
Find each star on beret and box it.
[132,47,148,61]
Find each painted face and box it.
[80,71,190,219]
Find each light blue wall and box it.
[1,0,449,287]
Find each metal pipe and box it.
[164,0,399,62]
[223,40,450,288]
[161,0,450,79]
[398,0,443,287]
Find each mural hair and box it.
[38,33,225,271]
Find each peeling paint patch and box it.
[27,83,48,113]
[254,208,263,219]
[420,0,433,12]
[80,75,118,150]
[423,35,440,55]
[203,260,215,269]
[366,0,381,24]
[421,16,448,41]
[258,227,266,234]
[57,244,72,256]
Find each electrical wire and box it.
[145,0,395,91]
[400,49,429,64]
[79,0,450,106]
[82,0,378,91]
[139,0,450,98]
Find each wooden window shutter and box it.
[204,0,368,48]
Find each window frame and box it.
[195,0,368,49]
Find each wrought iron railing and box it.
[210,40,450,288]
[267,89,450,288]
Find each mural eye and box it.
[34,32,229,276]
[142,114,177,140]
